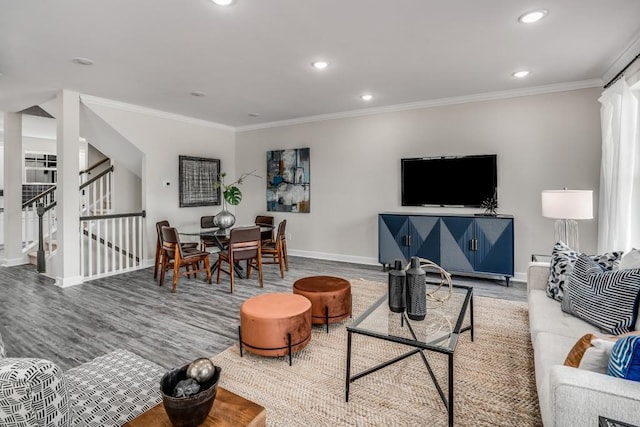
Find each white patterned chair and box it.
[0,333,164,426]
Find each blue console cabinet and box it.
[378,212,514,285]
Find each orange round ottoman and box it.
[293,276,352,332]
[239,293,312,366]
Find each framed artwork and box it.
[178,155,221,207]
[266,148,310,213]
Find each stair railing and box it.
[22,186,56,255]
[36,201,57,272]
[80,165,114,216]
[79,157,110,185]
[80,210,146,280]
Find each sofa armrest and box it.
[0,358,70,427]
[527,261,551,295]
[550,365,640,427]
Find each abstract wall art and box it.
[178,155,221,207]
[266,148,310,213]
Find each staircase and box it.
[23,158,147,281]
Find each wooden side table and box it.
[124,387,266,427]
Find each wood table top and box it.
[124,386,266,427]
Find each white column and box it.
[2,112,25,266]
[55,90,82,287]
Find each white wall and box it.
[80,100,236,261]
[235,87,603,279]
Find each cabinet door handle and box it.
[407,235,412,247]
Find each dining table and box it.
[179,224,273,278]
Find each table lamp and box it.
[541,189,593,250]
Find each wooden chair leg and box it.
[257,253,263,288]
[172,261,180,293]
[229,253,235,294]
[154,243,160,279]
[283,240,289,271]
[216,256,222,284]
[278,247,284,278]
[204,257,212,284]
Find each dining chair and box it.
[216,225,263,293]
[154,220,199,280]
[255,214,275,243]
[159,226,212,293]
[261,219,287,278]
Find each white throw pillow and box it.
[620,248,640,270]
[579,338,616,374]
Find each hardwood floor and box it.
[0,256,526,371]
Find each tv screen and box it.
[401,155,497,207]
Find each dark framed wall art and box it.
[266,148,310,213]
[178,155,221,207]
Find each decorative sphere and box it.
[186,358,216,383]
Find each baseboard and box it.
[1,256,29,267]
[55,275,84,288]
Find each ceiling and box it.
[1,0,639,130]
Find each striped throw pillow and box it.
[609,335,640,381]
[561,254,640,335]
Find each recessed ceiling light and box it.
[518,9,548,24]
[360,94,373,101]
[72,57,94,66]
[190,91,206,97]
[311,60,329,70]
[248,113,260,117]
[211,0,235,6]
[512,70,530,78]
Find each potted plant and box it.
[212,170,259,229]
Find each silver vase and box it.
[214,201,236,230]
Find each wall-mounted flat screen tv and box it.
[401,154,497,207]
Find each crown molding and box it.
[602,31,640,85]
[236,79,603,132]
[80,95,235,132]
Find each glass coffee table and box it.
[345,284,474,427]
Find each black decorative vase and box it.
[388,260,406,313]
[405,256,426,321]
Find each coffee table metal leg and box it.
[238,325,243,357]
[287,333,292,366]
[345,330,352,402]
[325,306,329,333]
[470,293,475,342]
[448,353,454,427]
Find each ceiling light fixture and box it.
[360,94,373,101]
[248,113,260,117]
[72,57,94,66]
[512,70,530,78]
[211,0,236,5]
[311,60,329,70]
[518,9,548,24]
[190,91,206,97]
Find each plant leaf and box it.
[224,186,242,205]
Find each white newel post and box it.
[2,112,25,266]
[55,90,82,287]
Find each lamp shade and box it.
[541,190,593,220]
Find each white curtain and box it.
[597,78,640,253]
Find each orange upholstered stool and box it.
[293,276,352,333]
[239,293,312,366]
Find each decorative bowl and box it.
[160,363,222,427]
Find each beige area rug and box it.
[211,279,541,427]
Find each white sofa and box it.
[0,332,164,426]
[528,261,640,427]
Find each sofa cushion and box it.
[561,254,640,335]
[533,331,578,427]
[0,358,70,427]
[546,241,623,302]
[609,336,640,381]
[528,289,600,345]
[65,349,164,426]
